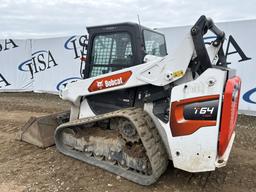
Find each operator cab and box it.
[84,22,167,78]
[84,22,167,115]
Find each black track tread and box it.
[54,107,168,185]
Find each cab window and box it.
[143,30,167,57]
[90,32,133,77]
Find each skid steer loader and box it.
[19,15,250,185]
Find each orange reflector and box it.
[218,76,241,156]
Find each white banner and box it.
[0,39,33,91]
[0,35,87,94]
[30,36,85,93]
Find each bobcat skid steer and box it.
[19,15,250,185]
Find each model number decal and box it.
[184,99,219,120]
[194,107,215,115]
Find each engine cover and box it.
[166,68,227,172]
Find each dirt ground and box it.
[0,92,255,192]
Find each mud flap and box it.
[18,111,70,148]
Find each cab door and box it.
[86,31,137,114]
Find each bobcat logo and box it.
[88,71,132,92]
[96,80,104,89]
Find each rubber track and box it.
[54,107,168,185]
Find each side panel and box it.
[166,68,227,172]
[79,98,96,119]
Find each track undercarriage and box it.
[54,108,168,185]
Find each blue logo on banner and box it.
[56,77,81,91]
[243,87,256,104]
[64,35,88,59]
[18,58,33,72]
[18,50,58,79]
[18,50,48,71]
[64,36,76,50]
